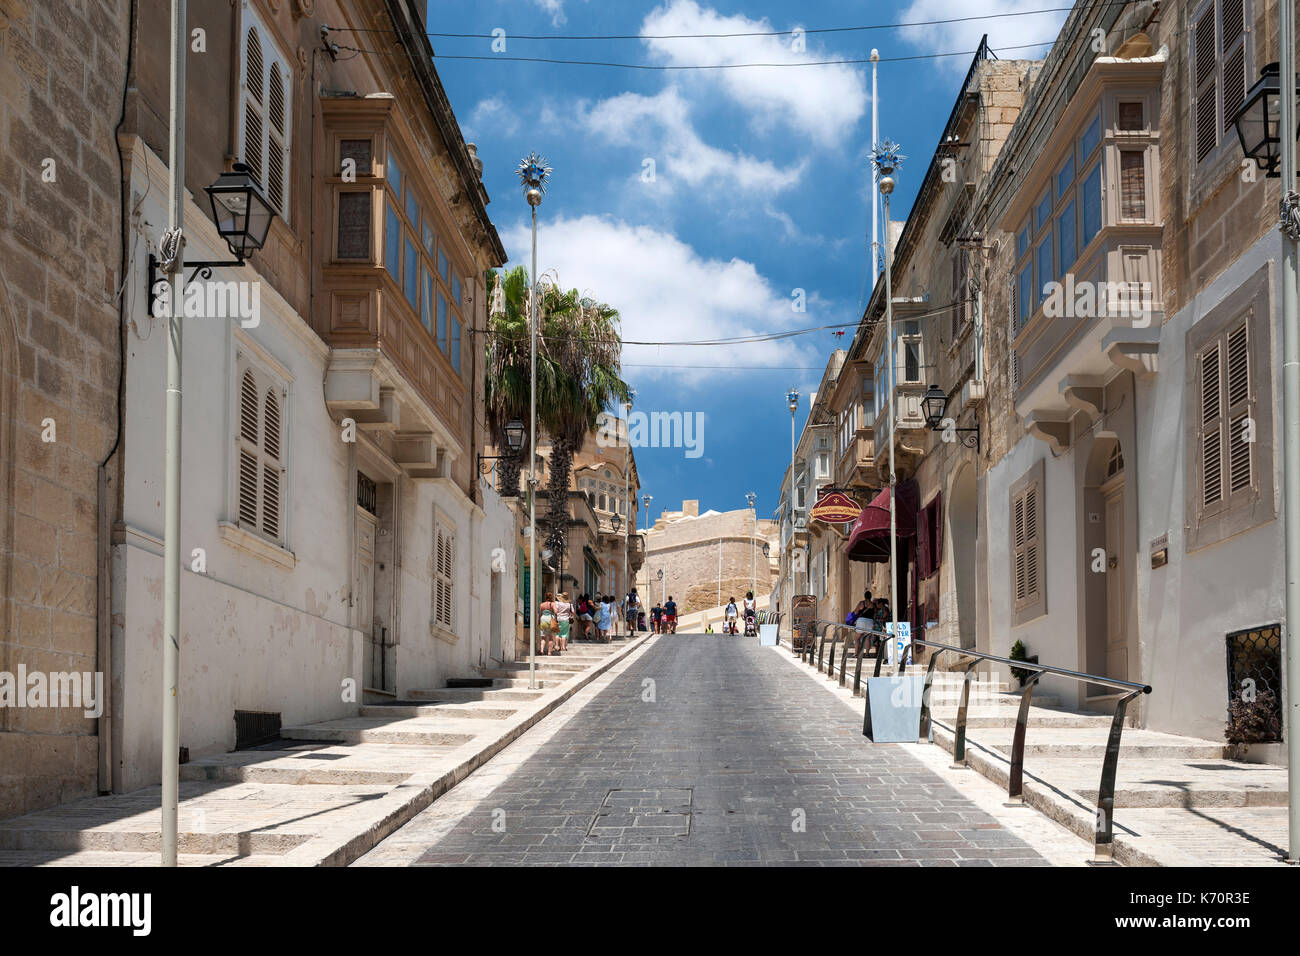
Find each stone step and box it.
[0,849,287,866]
[0,825,311,855]
[943,707,1122,729]
[968,725,1228,760]
[928,691,1060,708]
[479,676,570,688]
[409,687,546,703]
[480,663,586,676]
[279,718,483,747]
[359,702,518,720]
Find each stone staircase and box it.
[0,637,643,866]
[798,647,1289,863]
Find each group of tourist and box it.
[846,590,892,633]
[537,591,622,654]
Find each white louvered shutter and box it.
[238,369,260,527]
[262,387,282,538]
[267,63,288,216]
[242,27,265,187]
[1013,493,1027,604]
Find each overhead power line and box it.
[336,40,1060,70]
[330,5,1103,41]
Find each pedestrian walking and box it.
[538,592,558,656]
[663,596,678,634]
[554,591,573,653]
[598,594,613,642]
[724,597,738,635]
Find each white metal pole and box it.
[871,50,880,294]
[528,205,537,690]
[1277,0,1300,863]
[160,0,186,868]
[884,190,899,657]
[717,536,721,606]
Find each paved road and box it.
[360,635,1049,866]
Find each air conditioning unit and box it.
[961,379,986,411]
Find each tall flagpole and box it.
[873,142,903,661]
[870,49,880,294]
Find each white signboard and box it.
[885,621,912,664]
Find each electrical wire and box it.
[328,5,1118,41]
[334,40,1061,70]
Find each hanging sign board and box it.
[810,490,862,524]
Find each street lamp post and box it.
[657,567,665,606]
[622,396,633,632]
[746,492,757,599]
[873,141,904,656]
[787,389,799,629]
[1228,43,1300,862]
[518,153,551,691]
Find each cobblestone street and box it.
[357,635,1055,866]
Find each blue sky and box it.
[424,0,1068,521]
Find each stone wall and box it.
[0,0,129,818]
[641,506,776,613]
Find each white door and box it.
[1103,481,1127,682]
[356,508,378,688]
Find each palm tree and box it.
[484,269,632,559]
[538,288,630,561]
[484,266,532,496]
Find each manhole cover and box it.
[586,788,693,841]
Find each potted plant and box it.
[1009,639,1038,688]
[1225,687,1283,761]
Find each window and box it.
[951,249,970,336]
[1120,151,1146,219]
[1009,460,1046,624]
[235,359,287,546]
[239,16,291,220]
[1193,0,1249,163]
[1186,265,1274,552]
[1081,162,1103,245]
[432,512,456,632]
[1118,101,1145,131]
[382,147,466,369]
[336,191,370,260]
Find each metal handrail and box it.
[799,619,893,693]
[900,637,1152,863]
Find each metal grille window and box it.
[234,358,287,546]
[1225,624,1283,742]
[239,14,291,220]
[1119,151,1146,220]
[357,472,378,516]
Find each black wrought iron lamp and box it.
[1231,63,1300,178]
[610,512,622,534]
[147,163,276,317]
[922,384,980,453]
[479,418,526,474]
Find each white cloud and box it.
[529,0,566,27]
[639,0,867,146]
[501,215,823,386]
[582,87,805,195]
[897,0,1065,71]
[463,96,519,141]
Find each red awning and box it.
[845,480,919,563]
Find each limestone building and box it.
[0,0,131,819]
[641,499,776,614]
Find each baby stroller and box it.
[743,608,757,637]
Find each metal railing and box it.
[790,623,1153,863]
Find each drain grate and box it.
[586,788,693,842]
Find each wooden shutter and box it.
[1012,493,1028,603]
[932,492,943,573]
[1221,0,1247,135]
[1226,322,1252,494]
[1199,340,1225,507]
[1193,5,1218,162]
[242,27,265,186]
[1023,485,1040,601]
[235,361,287,544]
